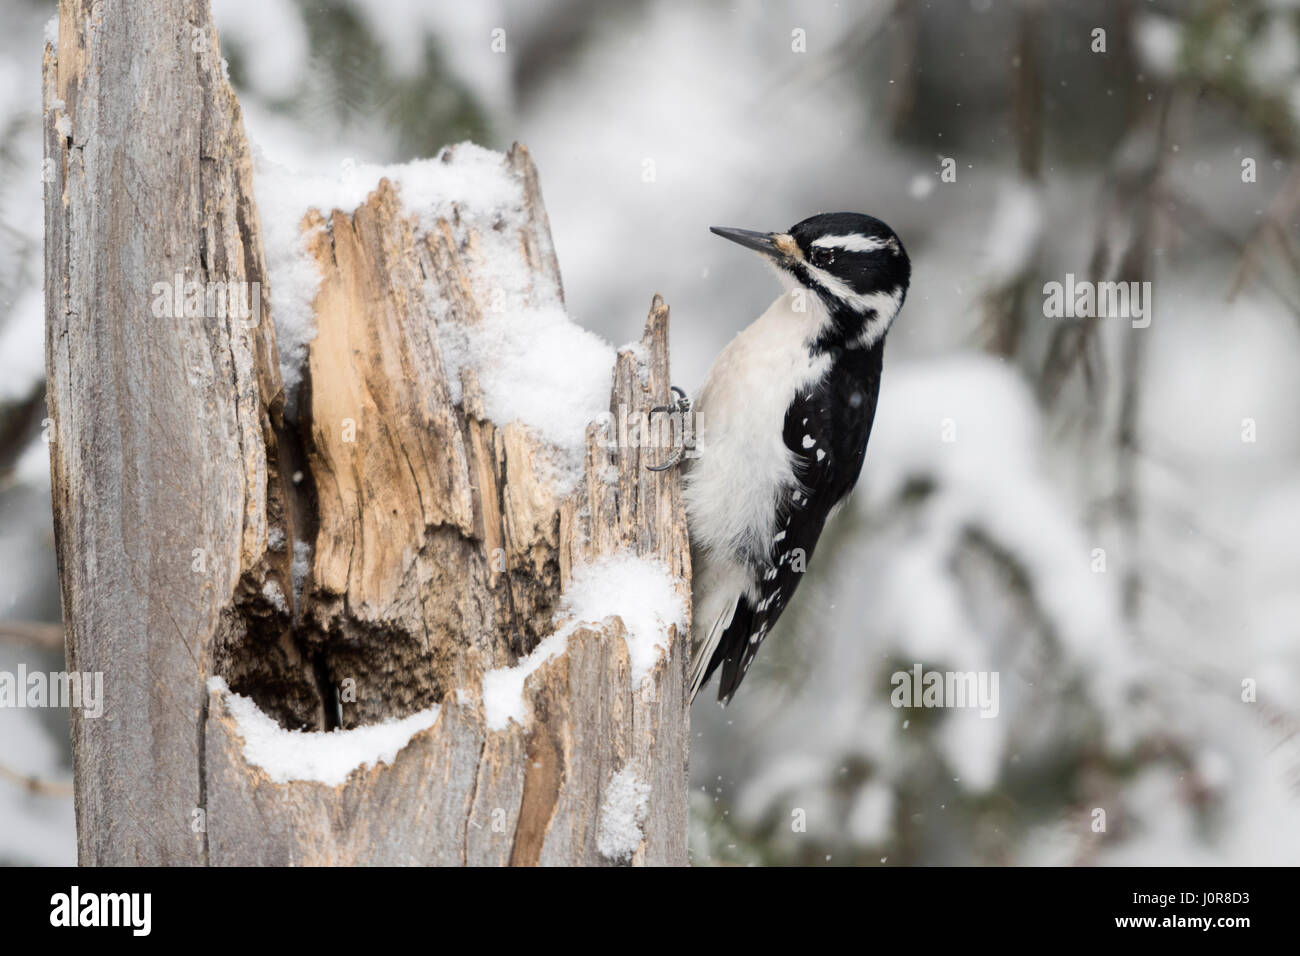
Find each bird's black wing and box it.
[705,344,884,703]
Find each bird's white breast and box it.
[684,291,831,565]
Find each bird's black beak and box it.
[710,226,783,257]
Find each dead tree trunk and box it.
[43,0,689,866]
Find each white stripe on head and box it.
[800,265,904,347]
[810,233,896,253]
[768,252,905,348]
[853,287,904,348]
[803,265,902,314]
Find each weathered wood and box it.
[44,0,689,866]
[45,0,283,866]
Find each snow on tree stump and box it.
[43,0,689,866]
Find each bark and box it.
[43,0,689,866]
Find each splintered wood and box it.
[212,154,690,864]
[45,0,688,866]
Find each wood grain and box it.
[44,0,689,866]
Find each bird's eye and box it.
[811,248,835,268]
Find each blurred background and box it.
[2,0,1299,865]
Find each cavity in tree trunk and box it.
[43,0,689,866]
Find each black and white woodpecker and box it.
[681,212,910,704]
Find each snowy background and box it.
[3,0,1300,865]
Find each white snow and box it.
[481,629,570,731]
[982,179,1043,284]
[261,579,288,614]
[908,172,936,199]
[596,764,650,861]
[558,554,686,682]
[210,677,439,785]
[1135,14,1182,78]
[42,15,56,52]
[862,354,1137,705]
[249,148,326,402]
[252,142,614,490]
[436,303,614,492]
[846,781,894,845]
[482,553,686,730]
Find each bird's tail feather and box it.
[688,596,738,703]
[691,595,754,707]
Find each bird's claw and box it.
[645,386,692,472]
[668,385,691,416]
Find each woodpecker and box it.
[682,212,910,704]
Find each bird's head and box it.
[711,212,910,350]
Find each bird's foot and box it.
[645,386,692,472]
